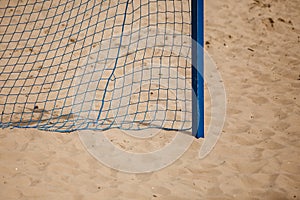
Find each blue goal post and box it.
[192,0,204,138]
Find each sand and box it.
[0,0,300,199]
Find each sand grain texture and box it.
[0,0,300,199]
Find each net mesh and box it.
[0,0,192,132]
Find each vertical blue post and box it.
[192,0,204,138]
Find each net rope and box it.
[0,0,192,132]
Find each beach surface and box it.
[0,0,300,199]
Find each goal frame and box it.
[192,0,204,138]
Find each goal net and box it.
[0,0,193,132]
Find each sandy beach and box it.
[0,0,299,199]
